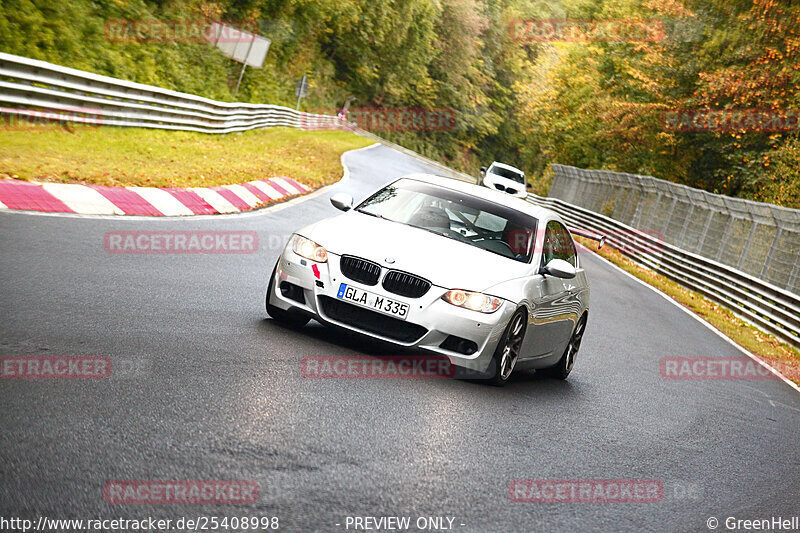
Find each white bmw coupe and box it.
[266,174,590,384]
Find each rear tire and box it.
[545,315,586,380]
[488,309,527,386]
[266,260,310,328]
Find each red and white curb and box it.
[0,177,311,216]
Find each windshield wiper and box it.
[355,208,387,220]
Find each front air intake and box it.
[318,296,428,343]
[339,255,381,286]
[382,270,431,298]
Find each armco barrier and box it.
[527,193,800,348]
[0,52,338,133]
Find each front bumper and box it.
[268,247,516,373]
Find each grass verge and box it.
[0,122,374,189]
[575,236,800,386]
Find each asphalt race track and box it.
[1,144,799,532]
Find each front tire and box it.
[489,309,527,386]
[545,315,586,380]
[266,260,310,328]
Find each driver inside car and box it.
[503,222,535,261]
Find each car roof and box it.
[396,173,554,221]
[488,161,524,174]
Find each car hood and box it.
[299,211,529,293]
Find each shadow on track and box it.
[258,317,582,398]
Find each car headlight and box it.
[442,290,502,313]
[291,234,328,262]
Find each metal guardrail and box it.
[527,193,800,348]
[0,52,339,132]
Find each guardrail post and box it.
[696,209,715,253]
[760,227,783,279]
[662,196,679,236]
[629,181,644,228]
[645,192,663,230]
[789,256,800,292]
[678,203,695,249]
[737,220,759,270]
[716,216,734,263]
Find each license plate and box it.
[337,283,409,319]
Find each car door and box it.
[521,220,579,359]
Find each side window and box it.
[542,222,557,266]
[544,221,577,267]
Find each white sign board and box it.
[208,22,270,69]
[244,36,270,68]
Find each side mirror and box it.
[526,182,533,190]
[330,192,353,212]
[480,166,487,177]
[542,258,576,279]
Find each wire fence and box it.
[549,165,800,296]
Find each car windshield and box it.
[489,165,524,183]
[356,178,538,263]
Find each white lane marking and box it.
[250,181,284,200]
[41,183,125,215]
[127,187,194,216]
[0,142,380,220]
[742,384,800,414]
[271,177,301,195]
[221,184,261,207]
[188,187,239,214]
[577,242,800,394]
